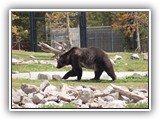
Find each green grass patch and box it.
[108,52,148,72]
[12,76,148,90]
[12,64,71,73]
[12,50,54,61]
[126,103,148,108]
[12,50,148,72]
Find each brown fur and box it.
[56,47,116,81]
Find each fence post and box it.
[30,12,37,52]
[79,12,87,48]
[111,29,114,52]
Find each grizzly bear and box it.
[56,47,116,81]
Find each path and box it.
[12,71,148,80]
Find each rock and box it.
[32,93,44,104]
[60,83,79,97]
[97,97,106,107]
[132,73,142,77]
[137,89,148,93]
[45,101,62,107]
[136,98,148,104]
[113,55,122,61]
[12,89,27,105]
[12,95,22,104]
[21,96,32,105]
[38,73,51,80]
[143,53,148,60]
[130,54,140,60]
[52,74,62,81]
[71,99,82,107]
[12,58,23,64]
[21,84,39,94]
[119,95,130,102]
[77,88,94,104]
[23,103,38,108]
[60,83,72,93]
[45,96,58,102]
[12,89,26,97]
[12,103,21,108]
[75,85,84,90]
[58,93,75,102]
[29,55,36,59]
[94,90,106,98]
[39,80,50,91]
[109,92,119,100]
[89,102,99,108]
[80,104,89,108]
[131,90,146,98]
[12,82,148,109]
[105,100,126,108]
[44,85,57,96]
[103,95,115,102]
[103,85,114,94]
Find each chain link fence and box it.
[87,26,124,52]
[50,26,124,52]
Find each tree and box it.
[112,11,149,52]
[45,12,78,49]
[87,12,113,26]
[11,12,30,50]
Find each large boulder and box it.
[21,84,39,94]
[52,74,62,81]
[39,80,50,91]
[77,88,94,104]
[44,85,57,96]
[38,73,51,80]
[104,100,126,108]
[32,93,44,104]
[12,89,26,104]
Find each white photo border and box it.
[9,9,151,111]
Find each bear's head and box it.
[56,54,70,68]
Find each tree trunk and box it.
[38,42,62,55]
[66,12,73,49]
[134,12,141,53]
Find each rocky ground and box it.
[12,80,148,109]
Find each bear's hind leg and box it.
[104,68,117,81]
[91,70,103,80]
[101,62,117,81]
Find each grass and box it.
[12,76,148,90]
[108,52,148,72]
[12,50,54,61]
[126,103,148,108]
[12,50,148,72]
[11,50,149,109]
[12,64,71,73]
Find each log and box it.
[38,42,62,55]
[110,84,145,101]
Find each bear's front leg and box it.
[62,70,77,79]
